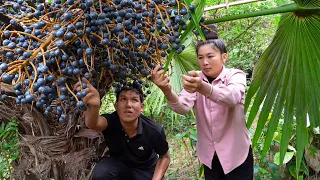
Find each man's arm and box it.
[84,107,108,131]
[152,127,170,180]
[74,77,108,131]
[152,151,170,180]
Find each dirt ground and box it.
[165,138,201,180]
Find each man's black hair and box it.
[115,86,144,103]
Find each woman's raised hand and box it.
[151,65,172,92]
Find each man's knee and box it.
[92,159,110,180]
[92,157,131,180]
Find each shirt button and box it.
[213,141,217,144]
[127,140,129,143]
[125,134,127,136]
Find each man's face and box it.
[115,90,144,123]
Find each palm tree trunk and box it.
[0,98,106,180]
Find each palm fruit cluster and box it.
[0,0,210,121]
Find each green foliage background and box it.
[206,0,281,76]
[99,1,281,136]
[0,120,19,179]
[2,0,319,179]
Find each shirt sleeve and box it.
[100,112,115,134]
[167,89,197,115]
[153,128,169,156]
[208,70,246,107]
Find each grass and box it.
[165,137,201,180]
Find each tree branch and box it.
[0,12,24,31]
[26,0,36,8]
[227,18,261,47]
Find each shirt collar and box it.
[200,66,227,83]
[117,112,143,135]
[137,115,143,135]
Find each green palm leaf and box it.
[245,3,320,174]
[169,36,200,92]
[164,0,205,72]
[145,35,199,124]
[183,0,205,40]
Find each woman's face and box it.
[197,44,227,78]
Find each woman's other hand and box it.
[181,71,203,93]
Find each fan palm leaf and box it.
[244,0,320,173]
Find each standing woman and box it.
[151,37,253,179]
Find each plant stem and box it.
[204,0,266,12]
[1,140,12,178]
[204,3,320,24]
[0,12,24,31]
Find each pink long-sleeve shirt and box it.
[168,67,251,174]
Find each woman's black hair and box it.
[196,39,227,55]
[195,24,227,55]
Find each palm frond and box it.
[245,8,320,173]
[170,35,199,92]
[145,35,199,123]
[164,0,206,72]
[294,0,320,7]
